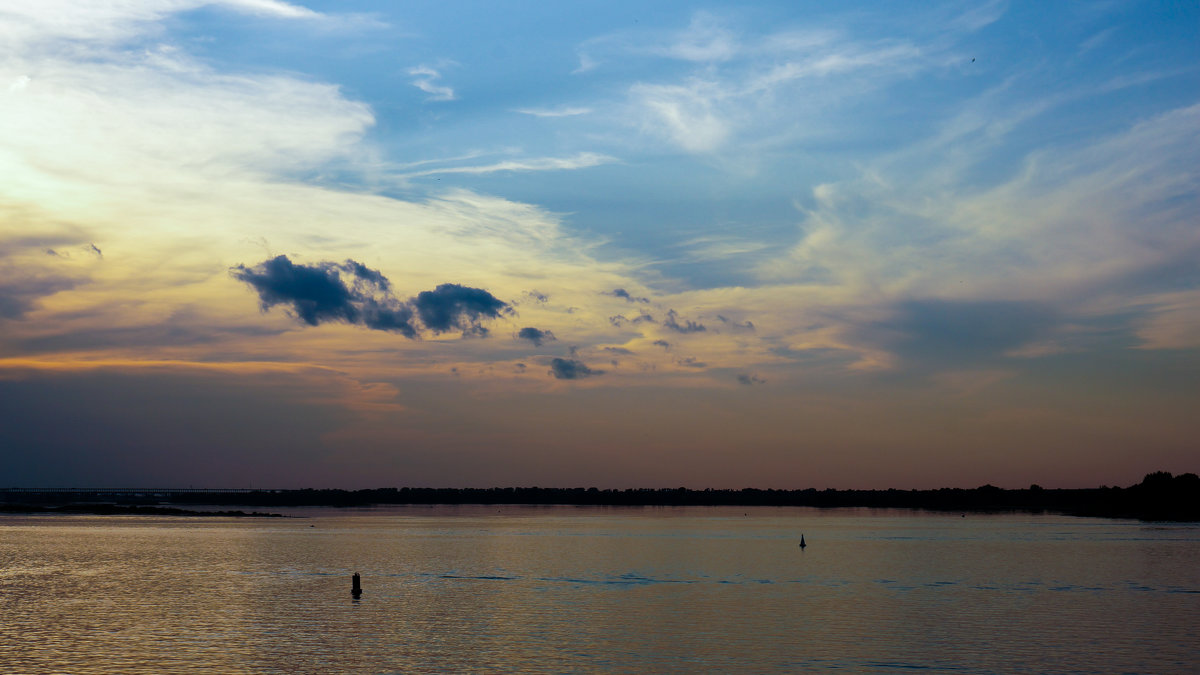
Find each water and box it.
[1,506,1197,673]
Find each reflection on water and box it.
[1,507,1197,673]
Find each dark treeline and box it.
[4,472,1197,521]
[0,503,283,517]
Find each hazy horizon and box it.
[2,471,1184,492]
[2,1,1197,490]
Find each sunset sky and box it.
[2,1,1197,489]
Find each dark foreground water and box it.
[1,506,1197,673]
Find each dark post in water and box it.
[352,572,362,597]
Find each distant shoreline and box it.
[0,503,287,518]
[2,472,1197,521]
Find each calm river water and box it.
[1,506,1197,673]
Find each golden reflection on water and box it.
[1,508,1197,673]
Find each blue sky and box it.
[1,1,1197,488]
[168,0,1198,288]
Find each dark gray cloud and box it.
[607,288,649,303]
[0,232,89,256]
[608,313,656,328]
[870,299,1059,367]
[341,260,389,290]
[717,315,755,331]
[232,255,375,327]
[664,309,706,333]
[1,235,103,327]
[0,277,79,320]
[549,357,603,380]
[232,255,508,338]
[414,283,510,336]
[523,290,549,303]
[737,373,766,385]
[603,346,634,355]
[653,339,671,348]
[676,356,707,368]
[358,298,418,336]
[2,236,99,321]
[40,242,102,260]
[516,326,556,346]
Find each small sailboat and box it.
[799,534,807,549]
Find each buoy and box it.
[799,534,807,549]
[352,572,362,598]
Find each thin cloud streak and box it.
[575,10,935,155]
[513,106,593,118]
[407,65,456,102]
[399,152,616,178]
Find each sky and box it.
[1,0,1197,490]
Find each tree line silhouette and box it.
[3,472,1195,520]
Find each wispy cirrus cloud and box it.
[673,235,770,263]
[2,50,373,189]
[398,152,615,178]
[407,65,455,101]
[0,0,323,51]
[752,100,1200,369]
[577,10,936,155]
[513,106,592,118]
[575,11,741,69]
[648,11,740,63]
[1134,290,1200,351]
[629,79,732,153]
[226,0,321,19]
[623,35,927,154]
